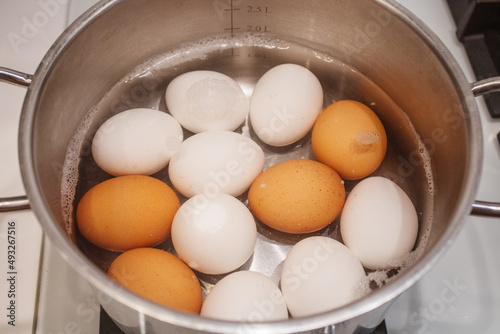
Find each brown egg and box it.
[108,248,203,314]
[248,159,345,234]
[311,100,387,180]
[76,175,180,252]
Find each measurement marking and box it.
[247,5,271,13]
[223,0,241,38]
[223,0,242,56]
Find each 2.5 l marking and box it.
[246,5,271,13]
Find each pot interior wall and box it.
[25,0,476,331]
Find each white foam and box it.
[123,32,290,83]
[60,106,99,235]
[353,109,435,298]
[354,215,433,299]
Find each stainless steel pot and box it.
[1,0,500,333]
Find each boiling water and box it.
[61,33,434,298]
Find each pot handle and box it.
[0,196,30,212]
[470,77,500,96]
[470,76,500,217]
[0,67,32,212]
[0,67,33,87]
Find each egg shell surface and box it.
[168,131,265,198]
[280,236,366,318]
[92,108,183,176]
[172,193,257,275]
[165,70,249,133]
[107,248,203,314]
[248,159,345,234]
[249,63,323,147]
[311,100,387,180]
[76,175,180,252]
[201,271,288,322]
[340,176,419,270]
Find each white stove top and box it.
[1,1,499,333]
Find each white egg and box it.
[249,63,323,147]
[280,236,365,318]
[171,193,257,275]
[165,70,249,133]
[340,176,419,270]
[168,131,265,198]
[201,271,288,322]
[91,108,183,176]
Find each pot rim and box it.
[19,0,483,332]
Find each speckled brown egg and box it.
[76,175,180,252]
[248,159,345,234]
[108,248,203,314]
[311,100,387,180]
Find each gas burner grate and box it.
[446,0,500,119]
[99,307,124,334]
